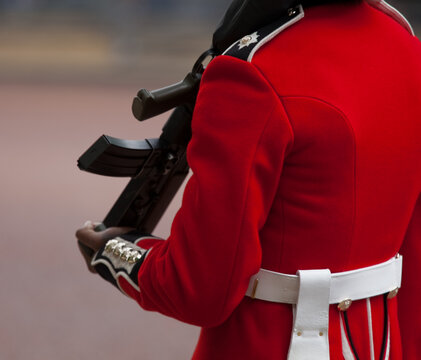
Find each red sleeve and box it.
[120,55,294,327]
[398,194,421,358]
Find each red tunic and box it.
[105,1,421,359]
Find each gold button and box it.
[387,288,399,299]
[296,331,302,337]
[113,243,126,256]
[120,248,132,261]
[105,239,119,253]
[319,332,324,337]
[128,251,142,264]
[338,299,353,311]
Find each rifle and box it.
[77,0,299,256]
[78,52,212,233]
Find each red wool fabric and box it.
[120,2,421,359]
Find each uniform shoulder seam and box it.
[248,62,296,155]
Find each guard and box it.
[76,0,421,359]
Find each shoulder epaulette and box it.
[223,4,305,63]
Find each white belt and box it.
[245,255,403,360]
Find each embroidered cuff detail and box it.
[91,237,148,296]
[104,238,145,264]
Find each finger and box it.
[76,227,102,250]
[76,221,96,240]
[76,224,134,251]
[99,226,136,241]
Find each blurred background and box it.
[0,1,419,359]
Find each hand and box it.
[76,221,134,273]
